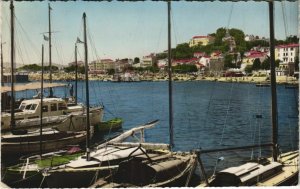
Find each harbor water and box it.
[6,80,299,174]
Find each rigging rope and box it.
[281,0,289,38]
[226,3,234,29]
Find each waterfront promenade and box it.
[28,72,298,85]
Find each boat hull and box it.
[1,131,86,155]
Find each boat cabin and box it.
[1,98,83,131]
[210,159,283,186]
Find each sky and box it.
[0,0,298,66]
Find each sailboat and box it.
[42,10,197,188]
[1,3,104,133]
[89,2,198,187]
[1,1,87,157]
[198,1,299,186]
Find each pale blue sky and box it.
[1,0,298,66]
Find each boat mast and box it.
[75,43,78,105]
[40,44,44,157]
[48,3,53,97]
[268,1,278,162]
[83,12,91,161]
[1,39,4,87]
[10,0,15,129]
[167,1,174,149]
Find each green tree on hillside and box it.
[245,65,253,73]
[261,58,270,70]
[172,43,193,59]
[173,64,197,73]
[295,56,299,71]
[252,58,261,70]
[64,65,85,74]
[18,64,41,71]
[224,54,235,68]
[213,27,227,46]
[134,57,140,64]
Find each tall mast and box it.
[10,0,15,129]
[268,1,278,161]
[1,40,4,87]
[40,44,44,157]
[83,12,91,161]
[48,3,53,97]
[75,43,78,105]
[167,1,174,149]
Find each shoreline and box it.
[28,73,299,85]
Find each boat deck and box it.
[257,151,299,186]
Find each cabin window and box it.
[42,105,48,112]
[30,104,38,110]
[25,104,32,110]
[58,103,67,110]
[50,103,57,111]
[19,104,25,110]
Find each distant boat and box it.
[255,82,271,87]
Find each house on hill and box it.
[189,35,214,47]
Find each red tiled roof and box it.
[276,43,299,48]
[173,58,198,63]
[101,59,114,62]
[246,53,266,58]
[196,63,205,67]
[193,36,209,39]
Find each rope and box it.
[39,175,46,188]
[212,82,234,174]
[227,3,234,29]
[281,0,289,38]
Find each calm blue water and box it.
[13,80,299,172]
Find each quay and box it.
[27,72,298,85]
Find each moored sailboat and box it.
[198,1,299,187]
[88,2,198,187]
[1,3,104,133]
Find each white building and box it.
[157,59,167,69]
[199,56,210,67]
[275,43,299,76]
[275,43,299,64]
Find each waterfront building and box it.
[199,55,210,67]
[140,53,156,68]
[189,35,214,47]
[275,43,299,76]
[157,59,167,70]
[89,59,115,74]
[242,51,268,66]
[244,34,256,42]
[68,61,84,67]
